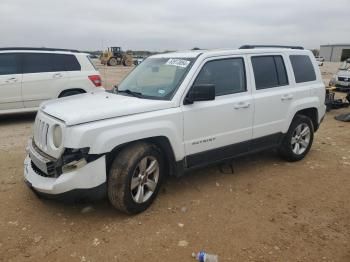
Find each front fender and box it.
[64,109,184,161]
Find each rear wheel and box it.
[108,142,164,214]
[279,115,314,162]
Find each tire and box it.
[108,142,165,214]
[59,90,83,98]
[108,57,118,66]
[279,115,314,162]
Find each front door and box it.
[0,53,23,110]
[182,56,254,167]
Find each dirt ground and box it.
[0,62,349,262]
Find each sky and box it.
[0,0,349,51]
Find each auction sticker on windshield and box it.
[165,59,190,68]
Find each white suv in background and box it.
[24,45,326,214]
[0,47,104,114]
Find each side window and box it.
[251,55,288,90]
[51,54,66,71]
[0,53,21,75]
[193,58,246,96]
[289,55,316,83]
[22,53,53,74]
[52,54,81,72]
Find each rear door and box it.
[0,53,23,110]
[182,56,254,167]
[249,54,292,142]
[21,53,69,108]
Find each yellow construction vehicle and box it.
[100,47,133,66]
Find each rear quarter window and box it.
[51,54,81,71]
[289,55,316,83]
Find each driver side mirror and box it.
[184,84,215,105]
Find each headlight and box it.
[52,125,62,148]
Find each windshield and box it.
[339,60,350,71]
[117,57,195,100]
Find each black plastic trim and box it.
[184,133,283,170]
[25,180,107,203]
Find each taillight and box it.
[88,75,102,87]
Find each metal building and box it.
[319,44,350,62]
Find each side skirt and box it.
[175,133,283,176]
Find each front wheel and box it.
[108,142,164,214]
[279,115,314,162]
[108,57,118,66]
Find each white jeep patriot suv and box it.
[24,45,326,214]
[0,47,103,115]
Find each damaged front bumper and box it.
[24,138,107,200]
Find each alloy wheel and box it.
[130,156,159,203]
[291,123,311,155]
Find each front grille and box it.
[338,77,350,82]
[34,118,49,150]
[31,161,55,178]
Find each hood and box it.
[41,91,174,126]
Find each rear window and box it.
[251,55,288,90]
[22,53,81,74]
[289,55,316,83]
[0,53,21,75]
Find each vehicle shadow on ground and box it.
[33,149,283,219]
[0,112,36,125]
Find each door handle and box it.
[5,77,18,83]
[53,73,63,78]
[281,94,293,101]
[234,102,250,109]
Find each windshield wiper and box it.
[117,89,143,98]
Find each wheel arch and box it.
[294,107,319,131]
[284,97,322,133]
[58,88,86,98]
[106,136,177,178]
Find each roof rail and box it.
[0,47,80,53]
[239,45,304,50]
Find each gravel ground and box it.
[0,62,349,262]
